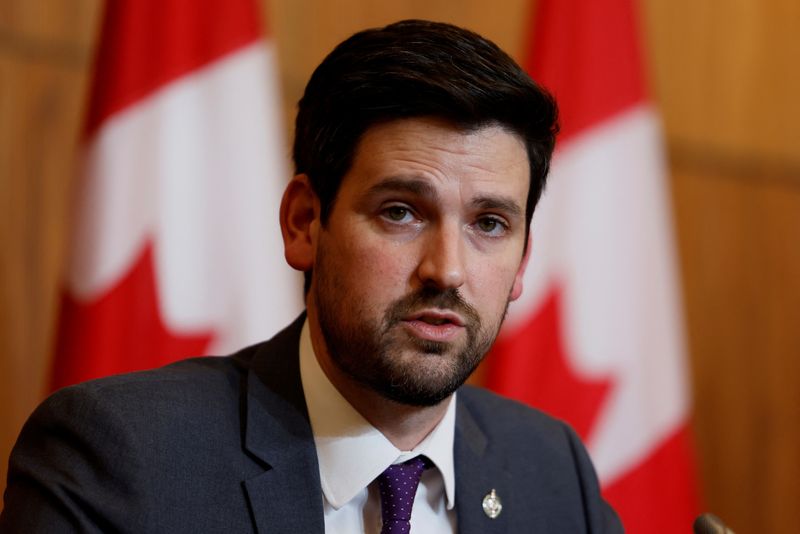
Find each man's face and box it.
[308,118,530,406]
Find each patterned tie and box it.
[377,456,430,534]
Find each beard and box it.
[313,249,510,407]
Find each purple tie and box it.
[377,456,430,534]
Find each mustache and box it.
[384,287,481,327]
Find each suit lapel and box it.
[239,319,527,534]
[241,316,325,534]
[454,398,512,534]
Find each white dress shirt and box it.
[298,320,458,533]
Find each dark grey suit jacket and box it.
[1,315,622,533]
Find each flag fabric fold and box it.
[53,0,301,390]
[485,0,701,531]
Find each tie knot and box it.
[377,456,430,534]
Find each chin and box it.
[366,349,481,407]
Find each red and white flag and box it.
[485,0,701,531]
[52,0,301,390]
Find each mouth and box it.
[400,309,466,343]
[405,309,465,327]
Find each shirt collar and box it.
[298,319,456,510]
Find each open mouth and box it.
[419,316,451,325]
[405,310,465,327]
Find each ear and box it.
[509,235,532,301]
[280,174,320,272]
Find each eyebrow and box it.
[365,176,439,200]
[469,196,524,219]
[365,176,524,218]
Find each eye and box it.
[477,218,498,232]
[380,204,417,224]
[386,206,409,221]
[474,216,508,236]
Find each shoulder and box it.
[39,312,305,418]
[16,348,263,469]
[1,318,309,531]
[39,348,254,424]
[16,347,264,475]
[457,384,590,471]
[457,384,576,446]
[457,385,624,533]
[1,345,269,531]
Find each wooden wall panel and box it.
[672,165,800,532]
[0,1,97,50]
[0,54,80,484]
[644,0,800,165]
[0,0,101,507]
[268,0,529,138]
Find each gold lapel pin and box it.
[482,489,502,519]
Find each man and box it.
[1,20,622,533]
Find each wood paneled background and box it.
[1,1,798,531]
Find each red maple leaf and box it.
[52,241,214,390]
[485,285,613,441]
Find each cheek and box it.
[334,238,413,299]
[467,261,519,313]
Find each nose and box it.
[416,221,466,290]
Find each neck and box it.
[306,308,451,451]
[331,376,451,451]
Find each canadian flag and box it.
[52,0,301,390]
[485,0,702,531]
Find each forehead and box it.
[339,117,530,203]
